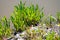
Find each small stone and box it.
[15,34,20,38]
[18,38,24,40]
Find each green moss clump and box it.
[10,1,44,31]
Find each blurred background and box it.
[0,0,60,18]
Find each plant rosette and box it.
[10,1,44,32]
[0,16,12,40]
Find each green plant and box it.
[24,4,44,26]
[0,16,12,39]
[56,12,60,24]
[44,15,57,27]
[46,31,60,40]
[10,1,44,31]
[46,31,55,40]
[0,21,3,40]
[10,1,26,31]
